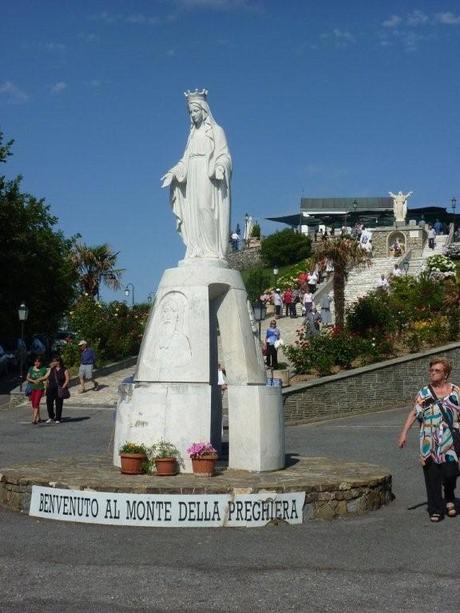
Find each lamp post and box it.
[401,260,410,275]
[273,266,279,289]
[353,199,358,218]
[147,291,155,304]
[253,299,267,340]
[124,283,135,307]
[452,197,457,231]
[18,303,29,391]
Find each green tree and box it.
[261,229,311,267]
[242,267,273,303]
[0,131,77,342]
[313,237,370,328]
[71,242,124,299]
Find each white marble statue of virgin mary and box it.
[161,89,232,260]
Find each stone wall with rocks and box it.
[227,246,262,271]
[283,343,460,424]
[371,226,425,258]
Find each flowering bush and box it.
[186,442,218,459]
[64,295,149,367]
[284,328,375,375]
[426,254,456,274]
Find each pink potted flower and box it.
[187,442,218,477]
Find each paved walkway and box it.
[14,366,136,411]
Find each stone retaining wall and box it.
[283,343,460,424]
[227,246,262,271]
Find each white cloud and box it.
[332,28,356,45]
[0,81,29,103]
[320,28,356,48]
[44,42,66,51]
[91,11,160,25]
[50,81,67,94]
[382,15,402,28]
[407,10,429,26]
[79,32,98,43]
[435,12,460,25]
[176,0,252,9]
[85,79,102,88]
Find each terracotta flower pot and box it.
[155,457,178,476]
[120,452,146,475]
[192,454,218,477]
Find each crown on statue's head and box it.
[184,88,208,105]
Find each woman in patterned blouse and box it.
[399,357,460,522]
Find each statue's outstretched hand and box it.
[161,172,173,188]
[215,166,224,181]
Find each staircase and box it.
[344,257,397,306]
[406,234,449,276]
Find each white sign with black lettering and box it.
[29,486,305,527]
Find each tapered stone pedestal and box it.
[113,259,285,473]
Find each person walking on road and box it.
[26,356,47,424]
[399,357,460,522]
[44,356,70,424]
[78,340,98,393]
[265,320,281,369]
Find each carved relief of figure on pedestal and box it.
[142,292,192,377]
[389,190,413,223]
[161,89,232,260]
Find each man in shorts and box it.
[78,340,98,393]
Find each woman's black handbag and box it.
[57,386,70,400]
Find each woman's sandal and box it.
[446,503,457,518]
[430,513,443,522]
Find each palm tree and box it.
[71,242,124,299]
[313,237,370,328]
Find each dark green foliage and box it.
[261,229,311,267]
[64,296,149,366]
[0,132,77,342]
[250,222,261,239]
[346,292,398,338]
[242,268,273,303]
[284,328,375,375]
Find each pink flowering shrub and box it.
[186,442,218,459]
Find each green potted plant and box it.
[119,442,148,475]
[150,440,182,476]
[187,442,218,477]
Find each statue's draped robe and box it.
[170,120,232,259]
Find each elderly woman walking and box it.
[399,357,460,522]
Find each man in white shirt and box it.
[377,274,389,291]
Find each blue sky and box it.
[1,0,459,302]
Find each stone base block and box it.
[228,385,285,472]
[114,381,217,473]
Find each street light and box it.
[147,291,156,304]
[253,299,267,340]
[124,283,135,307]
[452,197,457,230]
[353,200,358,216]
[401,260,410,275]
[17,303,29,391]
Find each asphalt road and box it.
[1,403,460,612]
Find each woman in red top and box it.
[282,288,293,318]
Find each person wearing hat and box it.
[78,340,98,393]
